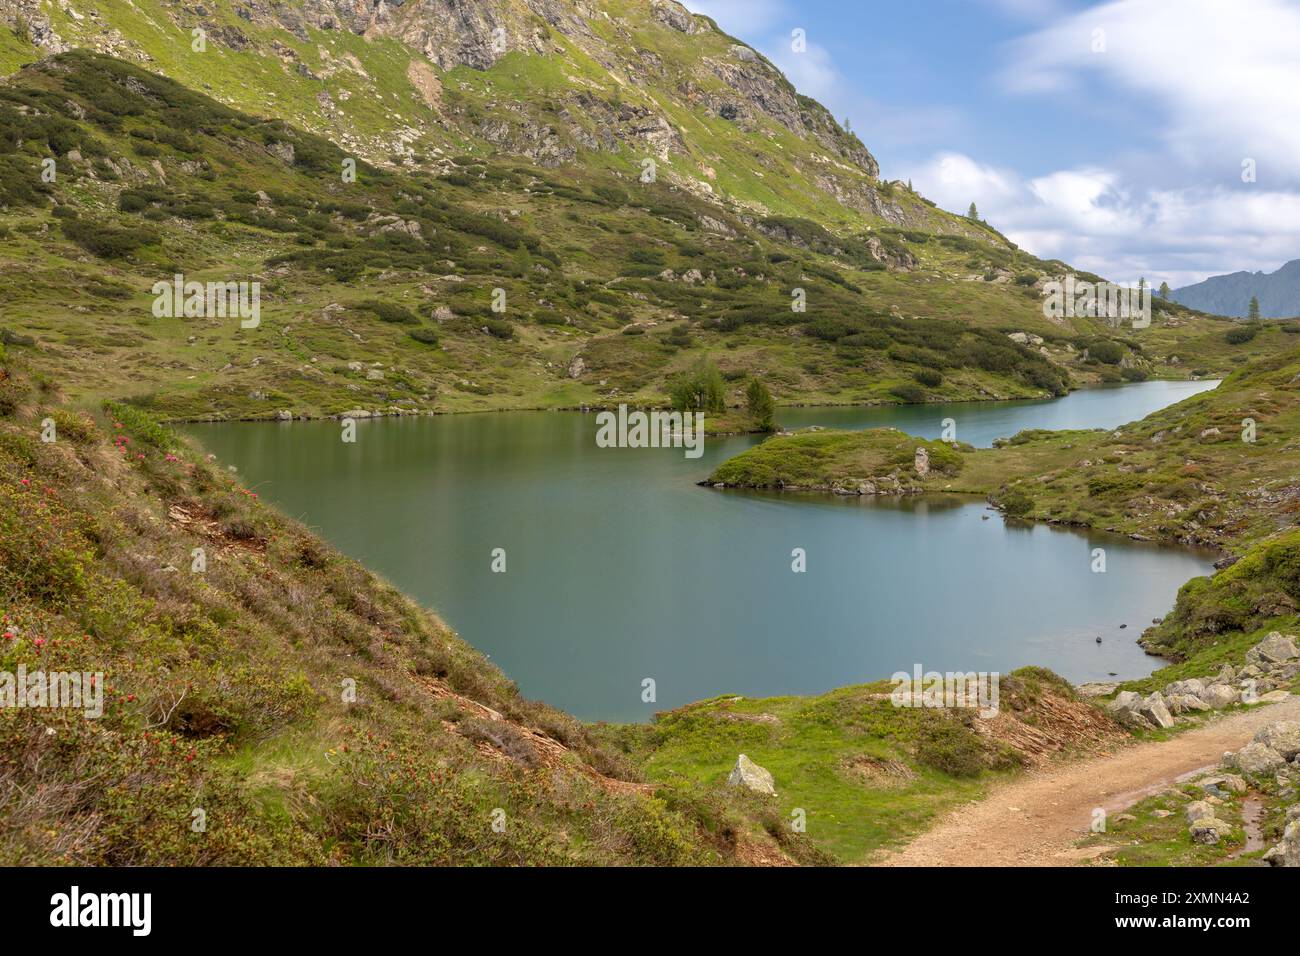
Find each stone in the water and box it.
[727,754,776,795]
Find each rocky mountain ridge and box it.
[3,0,946,233]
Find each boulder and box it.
[1245,632,1300,666]
[1271,820,1300,867]
[1166,678,1206,698]
[727,754,776,795]
[1189,817,1230,845]
[1185,800,1215,824]
[1107,691,1150,728]
[914,447,930,478]
[1226,741,1285,776]
[1198,683,1239,709]
[1138,692,1176,729]
[1169,694,1210,715]
[1253,721,1300,760]
[1194,774,1246,794]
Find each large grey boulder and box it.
[727,754,776,795]
[1199,683,1239,709]
[1185,800,1215,824]
[1109,690,1141,714]
[1265,820,1300,867]
[1166,678,1206,698]
[1253,721,1300,760]
[1138,692,1176,729]
[1169,694,1210,715]
[1245,632,1300,666]
[1107,691,1152,729]
[1226,741,1286,776]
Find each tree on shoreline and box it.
[746,378,776,432]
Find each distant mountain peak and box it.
[1171,258,1300,318]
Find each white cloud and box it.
[912,149,1300,287]
[1003,0,1300,184]
[691,0,1300,285]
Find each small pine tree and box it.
[745,378,776,432]
[967,202,979,221]
[1159,281,1170,300]
[1248,295,1261,320]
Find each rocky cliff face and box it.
[222,0,880,176]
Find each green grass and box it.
[1075,782,1247,866]
[604,668,1111,863]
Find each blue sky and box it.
[684,0,1300,288]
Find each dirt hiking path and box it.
[876,696,1300,867]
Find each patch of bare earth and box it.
[875,696,1300,866]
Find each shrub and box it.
[913,368,943,388]
[408,327,440,346]
[912,714,985,777]
[997,486,1034,516]
[356,300,419,325]
[484,318,514,339]
[1225,324,1260,345]
[1087,340,1124,365]
[61,217,155,259]
[102,400,177,450]
[889,382,925,403]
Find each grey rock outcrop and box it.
[727,754,776,795]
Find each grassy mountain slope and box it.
[0,0,953,232]
[0,49,1271,423]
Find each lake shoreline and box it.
[153,375,1218,426]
